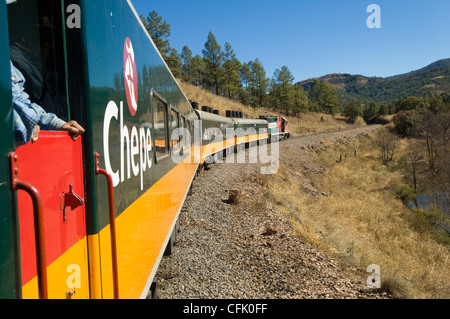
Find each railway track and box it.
[155,125,386,299]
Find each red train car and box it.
[259,116,291,140]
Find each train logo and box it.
[124,37,138,116]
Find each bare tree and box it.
[415,113,440,172]
[431,147,450,209]
[413,107,450,212]
[375,128,399,165]
[405,141,424,194]
[436,111,450,154]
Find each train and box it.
[194,106,272,164]
[0,0,288,299]
[259,115,291,140]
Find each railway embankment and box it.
[155,125,392,299]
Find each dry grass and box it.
[178,80,366,136]
[179,80,250,117]
[179,80,450,298]
[267,135,450,299]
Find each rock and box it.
[228,189,243,205]
[262,225,278,236]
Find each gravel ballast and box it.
[155,126,389,299]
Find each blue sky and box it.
[131,0,450,82]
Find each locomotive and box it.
[259,115,290,140]
[0,0,284,299]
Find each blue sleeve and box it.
[36,105,66,130]
[11,60,66,144]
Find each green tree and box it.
[181,45,193,83]
[292,85,309,116]
[393,110,416,137]
[343,101,363,123]
[270,66,295,114]
[247,59,269,109]
[140,11,172,58]
[307,80,322,112]
[308,80,339,114]
[140,11,183,76]
[190,54,205,87]
[378,104,389,116]
[165,49,182,78]
[363,101,380,123]
[394,96,429,113]
[238,63,252,105]
[202,31,224,95]
[222,43,242,100]
[441,92,450,104]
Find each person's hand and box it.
[61,120,85,141]
[31,125,40,143]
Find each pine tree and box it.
[363,101,380,123]
[190,54,205,87]
[165,49,182,78]
[140,11,172,58]
[247,59,269,109]
[308,79,322,112]
[308,80,339,114]
[238,63,252,105]
[378,104,389,116]
[323,82,339,115]
[292,85,309,115]
[270,66,295,114]
[140,11,182,76]
[222,43,242,100]
[343,101,363,123]
[202,31,224,95]
[181,46,193,83]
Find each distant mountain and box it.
[297,58,450,105]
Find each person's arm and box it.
[39,110,85,141]
[37,107,66,131]
[12,99,42,146]
[60,120,85,141]
[11,60,85,144]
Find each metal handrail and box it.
[94,152,119,299]
[9,152,48,299]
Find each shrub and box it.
[375,128,399,165]
[393,110,416,137]
[395,185,416,204]
[343,101,363,123]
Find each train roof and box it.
[194,110,235,124]
[233,118,268,125]
[259,115,278,121]
[194,110,268,126]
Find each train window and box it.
[7,0,69,121]
[193,118,201,145]
[189,120,194,142]
[152,90,169,162]
[183,117,188,132]
[170,107,179,149]
[180,115,185,130]
[180,114,186,143]
[264,116,277,123]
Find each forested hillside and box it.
[298,59,450,105]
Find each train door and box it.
[0,0,20,299]
[279,117,289,139]
[280,117,286,133]
[15,133,89,299]
[6,0,90,298]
